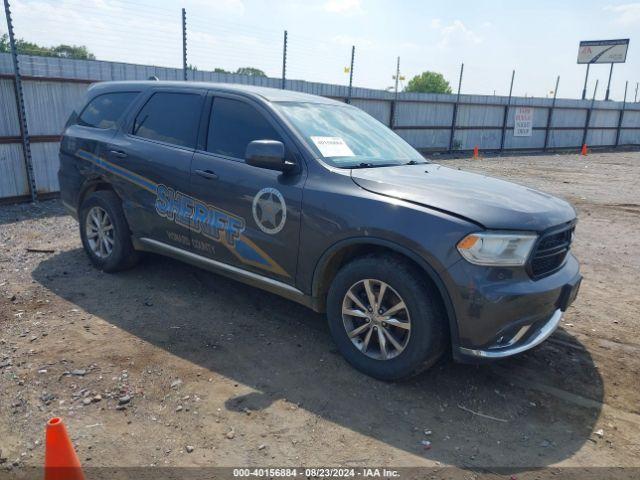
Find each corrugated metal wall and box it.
[1,53,640,200]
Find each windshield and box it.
[274,102,425,168]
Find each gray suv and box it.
[58,81,581,380]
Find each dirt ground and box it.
[1,151,639,476]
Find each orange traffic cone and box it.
[581,144,588,156]
[45,418,85,480]
[473,145,479,159]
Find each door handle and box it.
[110,150,128,158]
[195,169,218,180]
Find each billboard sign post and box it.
[578,39,629,100]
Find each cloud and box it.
[430,18,483,49]
[322,0,363,14]
[604,3,640,26]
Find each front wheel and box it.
[326,255,447,381]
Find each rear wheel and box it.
[327,255,447,380]
[79,191,138,272]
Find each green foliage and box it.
[235,66,266,77]
[211,66,267,77]
[0,34,8,53]
[404,71,452,94]
[0,34,95,59]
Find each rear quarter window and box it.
[77,92,139,129]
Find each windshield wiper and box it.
[349,162,398,169]
[404,159,428,165]
[351,162,375,169]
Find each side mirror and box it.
[245,140,291,172]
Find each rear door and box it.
[106,89,205,247]
[59,90,140,211]
[189,93,306,283]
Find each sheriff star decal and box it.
[252,188,287,235]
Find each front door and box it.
[190,94,305,283]
[108,89,205,248]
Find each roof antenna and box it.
[147,75,159,81]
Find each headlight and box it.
[457,232,537,266]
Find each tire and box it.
[79,190,138,272]
[327,255,447,381]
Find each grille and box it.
[530,225,574,278]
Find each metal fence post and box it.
[582,79,598,148]
[448,62,464,152]
[615,81,628,147]
[543,76,560,151]
[281,30,287,90]
[346,45,355,104]
[390,56,400,128]
[500,70,515,152]
[3,0,37,202]
[181,8,187,81]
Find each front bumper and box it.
[444,252,581,362]
[458,308,562,359]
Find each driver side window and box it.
[206,97,283,160]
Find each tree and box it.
[0,34,95,59]
[213,67,230,74]
[235,67,266,77]
[404,71,452,94]
[0,34,8,53]
[50,44,95,60]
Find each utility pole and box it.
[3,0,37,202]
[448,62,464,152]
[582,79,598,147]
[281,30,287,90]
[615,81,628,147]
[346,45,355,104]
[181,8,187,81]
[544,76,560,151]
[581,63,590,100]
[605,63,614,100]
[393,56,400,98]
[500,70,515,152]
[390,56,400,128]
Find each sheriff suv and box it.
[59,81,581,380]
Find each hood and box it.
[350,164,576,231]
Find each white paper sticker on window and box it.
[310,136,355,157]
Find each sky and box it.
[3,0,640,100]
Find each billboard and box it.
[577,39,629,64]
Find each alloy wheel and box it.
[85,206,115,259]
[341,279,411,360]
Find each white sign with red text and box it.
[514,107,533,137]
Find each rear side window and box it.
[132,92,202,148]
[78,92,138,129]
[207,97,283,159]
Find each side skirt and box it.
[134,237,317,310]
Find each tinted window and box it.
[133,92,202,148]
[78,92,138,129]
[207,98,282,159]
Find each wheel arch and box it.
[77,179,121,211]
[311,237,460,348]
